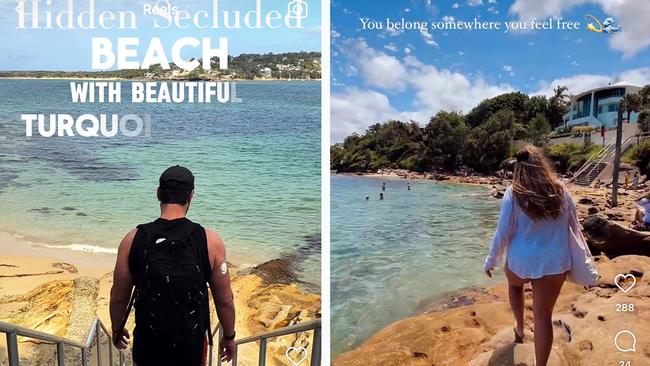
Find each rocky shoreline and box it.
[336,169,507,186]
[333,179,650,365]
[334,255,650,365]
[0,232,321,366]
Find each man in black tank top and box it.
[109,166,236,366]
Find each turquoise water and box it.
[0,79,321,285]
[330,175,502,357]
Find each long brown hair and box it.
[512,145,564,220]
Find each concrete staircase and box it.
[573,162,608,186]
[571,124,643,187]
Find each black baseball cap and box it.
[158,165,194,203]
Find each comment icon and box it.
[614,330,637,353]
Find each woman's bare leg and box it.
[531,272,567,366]
[504,264,526,339]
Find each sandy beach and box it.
[332,174,650,365]
[0,231,321,366]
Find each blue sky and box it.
[0,0,321,71]
[331,0,650,141]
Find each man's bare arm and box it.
[110,229,136,336]
[206,229,236,338]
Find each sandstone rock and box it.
[583,215,650,257]
[251,258,297,285]
[578,198,594,205]
[467,343,566,366]
[334,256,650,365]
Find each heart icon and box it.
[285,346,307,366]
[615,274,637,293]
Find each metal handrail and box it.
[1,316,321,366]
[211,319,321,366]
[0,317,124,366]
[572,128,638,182]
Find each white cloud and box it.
[502,65,515,76]
[489,0,498,3]
[509,0,650,57]
[509,0,589,20]
[421,32,439,47]
[452,3,461,9]
[533,67,650,96]
[383,27,404,37]
[619,68,650,86]
[338,38,409,91]
[331,40,516,141]
[404,47,412,54]
[442,15,456,22]
[405,55,515,117]
[487,6,499,14]
[331,88,413,142]
[468,0,484,6]
[384,43,398,52]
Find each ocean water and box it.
[0,79,321,285]
[331,175,503,357]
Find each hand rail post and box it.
[81,348,88,366]
[119,349,125,366]
[56,342,65,366]
[217,326,223,366]
[310,323,321,366]
[96,321,102,366]
[232,347,238,366]
[108,341,113,366]
[258,337,267,366]
[6,330,19,366]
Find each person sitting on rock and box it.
[483,145,580,366]
[633,193,650,231]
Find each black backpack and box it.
[130,220,211,366]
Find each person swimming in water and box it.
[382,182,386,191]
[407,183,411,191]
[379,192,384,200]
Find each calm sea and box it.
[331,175,502,356]
[0,79,321,285]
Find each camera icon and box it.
[287,0,308,20]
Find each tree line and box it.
[332,85,650,175]
[331,88,571,174]
[0,52,321,80]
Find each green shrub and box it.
[545,143,602,174]
[570,125,596,137]
[624,140,650,176]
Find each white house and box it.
[562,82,641,129]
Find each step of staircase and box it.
[574,162,607,186]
